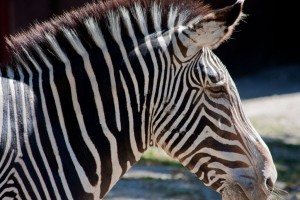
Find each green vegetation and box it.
[140,147,181,166]
[266,140,300,185]
[163,188,204,199]
[250,117,287,135]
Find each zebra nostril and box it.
[266,178,274,191]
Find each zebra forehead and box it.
[6,0,213,61]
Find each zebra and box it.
[0,0,280,199]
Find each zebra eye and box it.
[206,85,227,97]
[208,85,225,93]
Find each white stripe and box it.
[171,27,190,62]
[200,47,227,86]
[7,69,40,198]
[173,108,206,161]
[0,74,12,189]
[165,132,179,151]
[107,11,121,42]
[178,109,242,162]
[7,67,23,160]
[32,49,75,198]
[88,15,149,148]
[84,19,122,132]
[0,68,41,199]
[132,4,148,36]
[118,11,150,97]
[151,51,167,120]
[207,162,252,185]
[46,34,99,195]
[167,57,179,101]
[6,78,42,199]
[203,97,231,122]
[168,6,178,29]
[17,56,52,200]
[128,4,151,138]
[14,169,31,199]
[24,49,63,200]
[0,173,22,200]
[0,149,14,185]
[151,3,161,31]
[150,4,172,120]
[152,49,172,120]
[190,157,211,174]
[206,170,220,186]
[0,69,3,144]
[119,72,142,161]
[156,86,194,147]
[143,35,161,146]
[17,159,43,199]
[71,23,124,189]
[154,68,187,143]
[113,8,141,112]
[177,10,190,26]
[183,145,251,168]
[64,29,108,197]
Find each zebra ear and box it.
[187,0,245,49]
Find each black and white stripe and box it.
[0,0,277,199]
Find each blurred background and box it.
[0,0,299,199]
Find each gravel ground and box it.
[107,165,221,200]
[242,93,300,144]
[105,65,300,200]
[235,65,300,144]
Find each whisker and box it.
[270,186,289,200]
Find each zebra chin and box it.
[222,184,253,200]
[222,182,271,200]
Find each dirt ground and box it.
[105,65,300,200]
[236,65,300,144]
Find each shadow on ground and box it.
[234,65,300,99]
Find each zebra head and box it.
[152,1,277,199]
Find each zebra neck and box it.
[0,64,34,157]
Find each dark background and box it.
[1,0,299,78]
[208,0,300,78]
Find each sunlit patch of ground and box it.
[243,93,300,144]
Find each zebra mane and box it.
[6,0,213,63]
